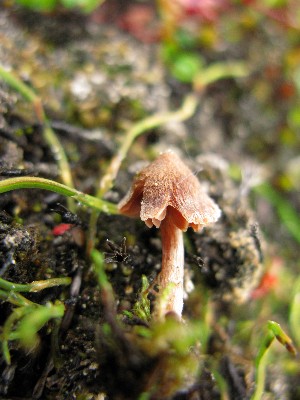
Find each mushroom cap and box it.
[118,150,221,231]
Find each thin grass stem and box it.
[0,176,118,214]
[0,277,71,293]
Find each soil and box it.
[0,3,299,400]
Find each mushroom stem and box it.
[155,211,184,319]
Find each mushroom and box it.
[118,150,221,319]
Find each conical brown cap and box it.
[118,150,221,231]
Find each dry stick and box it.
[0,65,75,210]
[86,94,199,254]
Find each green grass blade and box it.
[0,277,71,293]
[194,61,248,90]
[255,182,300,244]
[290,277,300,349]
[13,301,65,347]
[0,176,118,214]
[252,320,296,400]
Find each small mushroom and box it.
[118,150,221,319]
